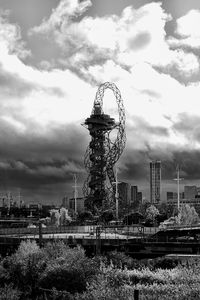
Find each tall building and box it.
[131,186,138,204]
[137,192,143,205]
[131,186,143,208]
[118,182,131,205]
[150,160,161,204]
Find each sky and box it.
[0,0,200,204]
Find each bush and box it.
[0,284,21,300]
[1,240,46,298]
[39,244,99,294]
[106,251,133,269]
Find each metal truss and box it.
[83,82,126,213]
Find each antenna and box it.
[173,164,184,212]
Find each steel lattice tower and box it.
[83,82,126,213]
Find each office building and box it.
[150,160,161,204]
[131,186,138,204]
[184,186,197,199]
[130,185,142,208]
[137,192,143,204]
[69,197,85,214]
[167,192,184,201]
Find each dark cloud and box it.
[0,65,34,98]
[0,121,88,202]
[128,32,151,51]
[127,116,169,138]
[172,113,200,141]
[0,64,65,98]
[142,89,161,99]
[118,143,200,187]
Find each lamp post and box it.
[113,167,120,220]
[173,165,184,212]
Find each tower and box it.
[83,82,126,213]
[150,160,161,204]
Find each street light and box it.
[112,167,120,220]
[173,165,184,212]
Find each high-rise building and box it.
[130,186,143,208]
[131,186,138,204]
[137,192,143,204]
[118,182,131,205]
[150,160,161,204]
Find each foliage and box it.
[1,240,45,298]
[50,208,72,226]
[2,240,200,299]
[39,243,99,294]
[175,204,199,225]
[60,207,72,225]
[100,210,115,224]
[106,251,133,269]
[0,284,21,300]
[145,205,160,223]
[78,211,94,224]
[74,259,200,300]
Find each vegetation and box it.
[0,241,200,299]
[175,204,199,226]
[145,205,160,225]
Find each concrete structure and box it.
[69,197,85,214]
[167,197,200,215]
[118,182,131,205]
[184,186,197,199]
[61,197,69,208]
[131,186,138,204]
[167,192,184,201]
[130,186,143,208]
[61,196,85,215]
[137,192,143,204]
[150,161,161,204]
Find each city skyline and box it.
[0,0,200,203]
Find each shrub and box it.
[39,244,99,294]
[1,240,46,298]
[106,251,134,269]
[0,284,21,300]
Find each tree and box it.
[60,207,72,225]
[145,205,160,224]
[50,209,60,227]
[50,208,71,227]
[175,204,199,225]
[100,210,115,224]
[138,200,151,216]
[78,211,94,224]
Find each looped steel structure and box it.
[83,82,126,212]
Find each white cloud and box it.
[0,2,200,156]
[30,2,199,82]
[168,10,200,49]
[0,10,30,59]
[30,0,92,38]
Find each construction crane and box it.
[83,82,126,213]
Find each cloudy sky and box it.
[0,0,200,204]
